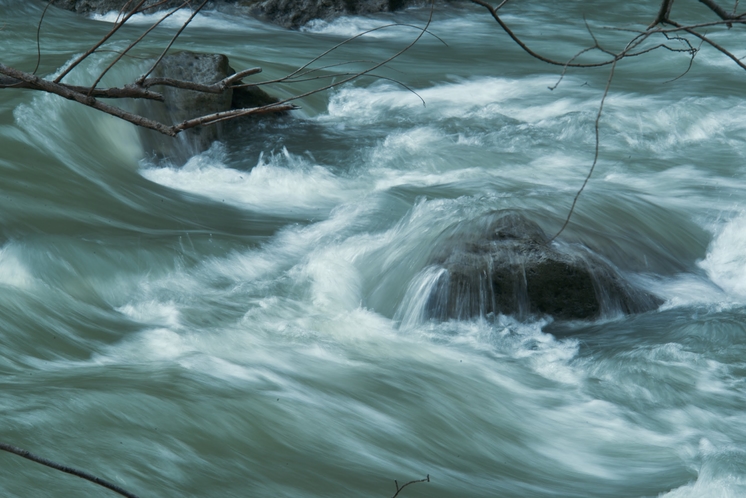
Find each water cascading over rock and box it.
[419,211,662,322]
[138,51,280,160]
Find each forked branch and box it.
[473,0,746,238]
[392,474,430,498]
[1,2,433,138]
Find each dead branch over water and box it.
[0,1,435,137]
[471,0,746,238]
[0,442,141,498]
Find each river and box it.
[1,1,745,496]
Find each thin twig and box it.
[252,22,446,89]
[494,0,511,11]
[549,46,596,90]
[33,0,56,75]
[114,0,137,23]
[249,71,426,105]
[550,58,618,242]
[0,442,141,498]
[140,67,262,93]
[263,1,437,112]
[666,19,746,70]
[87,0,190,96]
[391,474,430,498]
[54,0,150,83]
[470,0,616,68]
[138,0,209,83]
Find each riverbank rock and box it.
[138,51,280,159]
[424,211,662,321]
[53,0,190,15]
[54,0,424,29]
[242,0,422,29]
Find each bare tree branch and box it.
[1,0,437,141]
[667,19,746,70]
[391,474,430,498]
[249,21,446,90]
[0,72,164,100]
[252,1,437,114]
[87,0,191,96]
[138,0,209,83]
[550,59,618,242]
[472,0,746,237]
[33,0,56,76]
[141,67,262,93]
[54,0,150,83]
[698,0,739,20]
[470,0,616,68]
[174,103,298,130]
[650,0,676,27]
[1,63,178,135]
[0,442,141,498]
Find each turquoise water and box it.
[1,1,746,496]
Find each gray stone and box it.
[137,51,233,158]
[138,51,280,159]
[425,211,662,321]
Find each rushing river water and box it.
[2,1,746,496]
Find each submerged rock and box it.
[424,211,662,321]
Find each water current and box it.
[1,1,746,496]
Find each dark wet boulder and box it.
[424,211,662,321]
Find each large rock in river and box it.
[424,211,662,321]
[138,51,280,159]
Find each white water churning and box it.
[1,1,746,497]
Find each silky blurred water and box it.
[1,1,746,496]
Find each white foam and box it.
[0,244,33,289]
[302,248,363,312]
[700,212,746,299]
[301,16,411,38]
[646,272,728,310]
[659,438,746,498]
[141,144,358,216]
[13,60,144,168]
[117,300,181,329]
[396,265,446,329]
[611,96,746,153]
[90,9,251,31]
[323,77,588,125]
